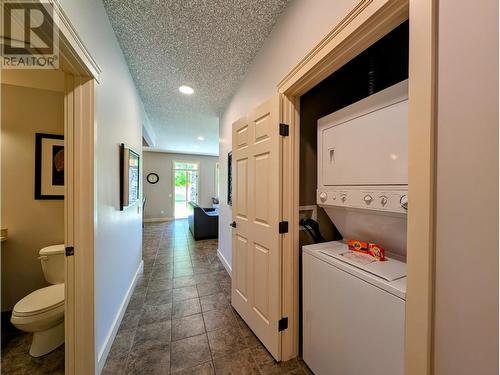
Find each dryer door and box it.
[318,80,409,187]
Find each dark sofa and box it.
[188,201,218,240]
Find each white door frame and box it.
[277,0,437,373]
[54,1,101,374]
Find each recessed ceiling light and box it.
[197,136,205,141]
[179,85,194,95]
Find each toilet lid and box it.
[13,284,64,316]
[39,244,65,256]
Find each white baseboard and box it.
[96,260,144,374]
[217,248,232,277]
[143,217,174,223]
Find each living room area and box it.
[142,149,220,242]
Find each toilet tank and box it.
[39,244,65,284]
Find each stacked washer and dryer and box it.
[302,80,409,375]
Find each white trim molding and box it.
[96,260,144,374]
[64,75,96,374]
[51,0,102,81]
[217,248,232,277]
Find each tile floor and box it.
[1,317,65,374]
[103,219,311,375]
[0,219,311,374]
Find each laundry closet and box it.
[298,22,409,375]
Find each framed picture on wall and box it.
[227,151,232,206]
[34,133,64,200]
[120,143,140,210]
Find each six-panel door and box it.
[231,95,282,360]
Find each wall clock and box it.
[146,172,159,184]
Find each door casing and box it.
[55,1,101,373]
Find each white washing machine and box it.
[302,241,406,375]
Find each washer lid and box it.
[320,248,407,282]
[13,284,64,316]
[303,241,407,299]
[39,244,65,256]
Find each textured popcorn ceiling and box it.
[103,0,290,155]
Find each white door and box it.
[231,95,283,360]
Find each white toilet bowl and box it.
[11,244,65,357]
[11,283,65,357]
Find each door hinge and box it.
[279,221,288,234]
[278,317,288,332]
[65,246,74,257]
[279,123,289,137]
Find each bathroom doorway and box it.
[1,4,100,373]
[1,27,98,373]
[1,68,67,372]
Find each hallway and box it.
[103,220,309,374]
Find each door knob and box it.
[363,195,373,204]
[230,221,237,228]
[380,196,388,206]
[400,195,408,210]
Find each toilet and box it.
[11,244,65,357]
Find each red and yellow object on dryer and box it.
[347,239,385,261]
[368,243,385,261]
[347,239,369,254]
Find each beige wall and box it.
[1,70,65,93]
[143,151,218,220]
[218,0,360,268]
[433,0,498,373]
[1,83,64,311]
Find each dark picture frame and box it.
[120,143,140,211]
[34,133,64,200]
[227,151,232,206]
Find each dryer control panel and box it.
[317,188,408,214]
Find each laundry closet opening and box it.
[298,20,409,359]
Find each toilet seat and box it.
[13,284,64,317]
[39,244,65,256]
